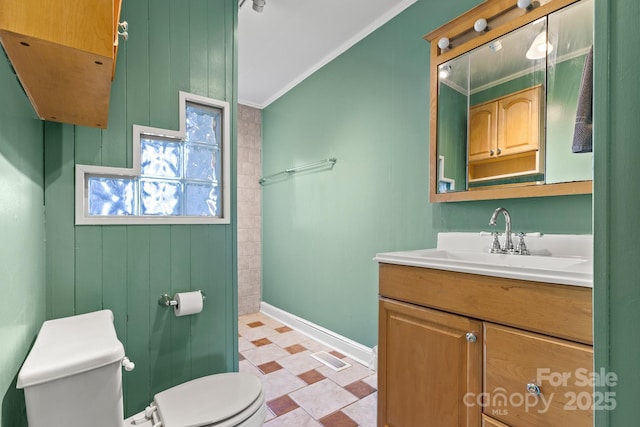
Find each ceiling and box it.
[237,0,416,109]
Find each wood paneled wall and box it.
[43,0,237,417]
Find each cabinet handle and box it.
[489,150,494,156]
[526,383,541,396]
[497,148,502,155]
[465,332,477,343]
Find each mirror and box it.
[427,0,593,202]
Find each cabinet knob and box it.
[489,150,495,156]
[496,148,502,155]
[526,383,541,396]
[465,332,477,343]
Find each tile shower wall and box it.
[238,105,262,315]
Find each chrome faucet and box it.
[489,207,514,253]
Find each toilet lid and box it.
[154,373,262,427]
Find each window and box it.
[75,92,230,225]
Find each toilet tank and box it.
[17,310,126,427]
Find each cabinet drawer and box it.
[379,263,592,344]
[484,323,593,427]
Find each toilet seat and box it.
[128,373,265,427]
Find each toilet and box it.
[17,310,265,427]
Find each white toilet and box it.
[17,310,265,427]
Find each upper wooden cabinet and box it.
[0,0,123,128]
[468,86,543,182]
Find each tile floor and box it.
[238,312,377,427]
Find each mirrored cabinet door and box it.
[428,0,593,202]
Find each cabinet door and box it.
[469,102,498,162]
[378,298,482,427]
[497,86,541,156]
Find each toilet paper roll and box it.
[173,291,204,316]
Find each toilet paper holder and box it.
[158,290,206,307]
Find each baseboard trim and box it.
[260,302,376,370]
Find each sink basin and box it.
[374,244,592,288]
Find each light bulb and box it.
[517,0,533,10]
[474,18,488,32]
[439,64,451,79]
[438,37,450,51]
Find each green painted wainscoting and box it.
[0,49,46,427]
[44,0,238,419]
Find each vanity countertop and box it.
[374,233,593,288]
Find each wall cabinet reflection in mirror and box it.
[426,0,594,202]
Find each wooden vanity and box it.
[377,263,593,427]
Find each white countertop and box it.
[374,233,593,288]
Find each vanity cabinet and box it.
[468,86,543,183]
[0,0,123,128]
[378,263,593,427]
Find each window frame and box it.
[75,91,231,225]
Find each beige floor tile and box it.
[299,338,334,353]
[264,407,276,422]
[276,350,323,375]
[238,336,256,352]
[242,343,291,366]
[260,369,307,401]
[362,372,377,389]
[269,330,310,348]
[289,379,358,420]
[316,358,370,387]
[263,407,321,427]
[342,392,378,427]
[239,325,279,341]
[239,360,263,378]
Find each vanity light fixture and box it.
[437,37,450,52]
[517,0,534,11]
[438,64,452,79]
[526,30,553,59]
[474,18,488,33]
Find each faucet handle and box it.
[489,232,504,254]
[515,232,530,255]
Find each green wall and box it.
[43,0,238,418]
[0,51,46,427]
[262,0,592,349]
[594,0,640,426]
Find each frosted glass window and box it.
[140,179,182,215]
[186,105,220,145]
[88,178,135,215]
[185,143,218,181]
[141,139,181,178]
[78,92,229,224]
[185,183,219,216]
